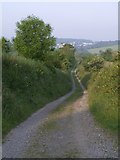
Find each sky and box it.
[2,1,118,41]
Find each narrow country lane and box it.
[2,73,76,158]
[2,73,118,158]
[22,90,118,158]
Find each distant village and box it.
[56,41,94,49]
[55,39,118,50]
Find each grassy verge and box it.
[88,63,118,132]
[23,73,83,158]
[40,74,83,132]
[76,55,118,133]
[76,65,91,89]
[53,73,83,113]
[2,54,72,136]
[24,75,83,158]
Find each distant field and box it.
[88,45,118,54]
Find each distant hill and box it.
[56,38,93,45]
[86,40,118,49]
[56,38,93,52]
[88,45,118,54]
[56,38,119,54]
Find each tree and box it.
[82,55,104,71]
[14,15,56,60]
[58,44,76,70]
[2,37,11,53]
[100,48,113,61]
[45,44,76,71]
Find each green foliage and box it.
[52,73,83,114]
[88,45,118,54]
[76,51,118,132]
[76,65,91,89]
[88,63,118,132]
[43,50,61,70]
[100,48,114,61]
[58,45,76,70]
[82,55,104,72]
[2,54,72,136]
[76,54,104,87]
[1,37,11,53]
[44,45,76,71]
[13,15,56,60]
[2,16,77,137]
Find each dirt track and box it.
[2,73,76,158]
[2,74,118,158]
[22,91,118,158]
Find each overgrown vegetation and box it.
[76,49,118,132]
[76,54,104,89]
[2,54,72,136]
[88,62,118,131]
[2,15,76,136]
[40,73,83,132]
[1,37,11,54]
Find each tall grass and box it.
[76,65,91,89]
[88,62,118,132]
[76,52,118,132]
[3,54,72,136]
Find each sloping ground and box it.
[2,72,76,158]
[2,55,72,136]
[88,62,118,132]
[23,91,118,158]
[88,45,118,54]
[76,59,118,132]
[2,72,118,158]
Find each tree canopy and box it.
[81,55,104,71]
[100,48,114,61]
[14,15,56,60]
[1,37,11,53]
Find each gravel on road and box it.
[2,73,118,158]
[23,91,118,158]
[2,73,76,158]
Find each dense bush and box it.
[58,45,76,70]
[45,45,76,71]
[3,54,72,136]
[88,62,118,131]
[2,15,77,137]
[100,49,118,62]
[82,55,104,71]
[76,65,91,89]
[76,51,118,132]
[1,37,11,53]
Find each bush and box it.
[76,52,118,132]
[76,65,91,89]
[1,37,11,53]
[82,55,104,72]
[88,62,118,132]
[100,48,114,62]
[2,54,72,136]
